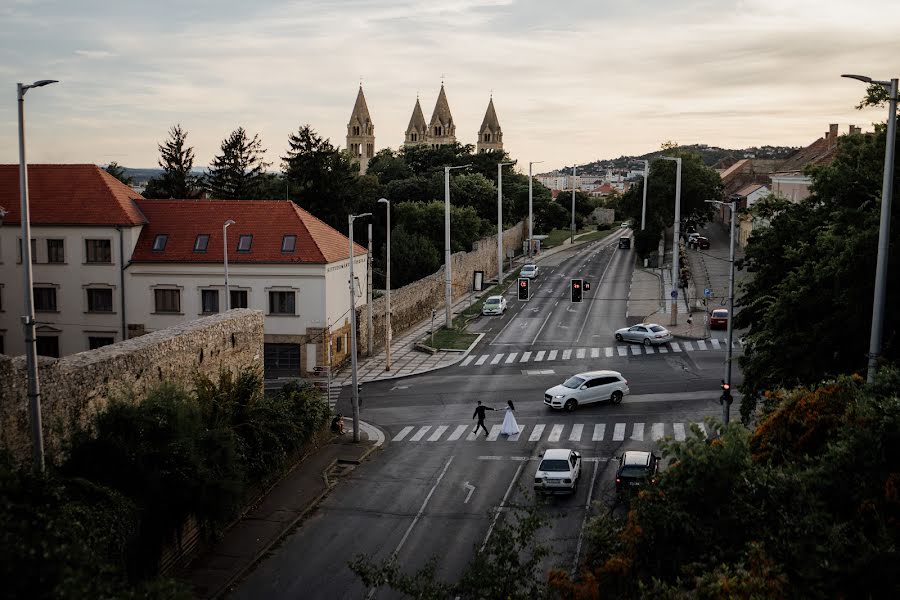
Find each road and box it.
[231,233,742,599]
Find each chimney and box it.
[829,123,839,148]
[850,125,861,135]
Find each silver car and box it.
[544,370,629,411]
[481,295,507,316]
[615,323,672,346]
[520,264,539,279]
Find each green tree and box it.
[206,127,271,199]
[143,124,200,199]
[392,200,486,254]
[367,148,413,184]
[385,225,441,288]
[103,161,133,185]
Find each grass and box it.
[425,328,480,351]
[543,226,615,248]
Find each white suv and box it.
[544,370,629,411]
[520,264,539,279]
[534,448,582,494]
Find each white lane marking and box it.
[466,429,479,441]
[658,347,668,353]
[671,342,682,352]
[605,347,614,357]
[548,424,564,442]
[393,426,414,442]
[475,354,489,365]
[486,425,502,441]
[481,461,525,551]
[631,422,645,441]
[612,423,625,441]
[651,423,665,441]
[697,340,707,350]
[535,350,546,362]
[428,425,449,442]
[531,311,554,345]
[569,423,583,441]
[529,424,545,441]
[591,348,600,358]
[520,351,532,362]
[573,460,600,574]
[463,481,475,504]
[509,425,525,441]
[505,352,518,364]
[368,456,454,599]
[410,426,432,442]
[548,349,558,361]
[617,346,628,356]
[592,423,605,441]
[476,455,503,460]
[683,341,695,351]
[460,356,475,367]
[577,348,586,359]
[630,346,641,355]
[562,349,572,360]
[448,424,468,441]
[711,338,721,350]
[490,354,503,365]
[673,423,686,441]
[645,346,655,354]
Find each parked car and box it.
[694,236,710,249]
[481,295,507,316]
[618,237,631,249]
[620,221,630,229]
[544,370,629,411]
[520,264,539,279]
[710,308,729,329]
[534,448,582,494]
[615,450,659,494]
[614,323,672,346]
[686,232,700,244]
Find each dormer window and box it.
[281,235,297,253]
[152,234,168,252]
[193,234,210,252]
[237,234,252,252]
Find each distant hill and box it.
[107,167,206,185]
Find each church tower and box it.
[403,97,428,147]
[476,97,503,153]
[346,85,375,174]
[426,84,457,148]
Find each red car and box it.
[709,309,729,330]
[695,236,710,249]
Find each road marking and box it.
[463,481,475,503]
[683,341,695,351]
[509,425,525,441]
[631,423,644,441]
[535,350,546,361]
[711,338,721,350]
[475,354,489,365]
[390,384,410,391]
[573,460,600,574]
[548,424,564,442]
[490,354,503,365]
[460,356,475,367]
[577,245,617,342]
[613,423,625,441]
[605,347,613,357]
[476,456,504,460]
[548,349,558,361]
[645,346,655,354]
[410,426,432,442]
[486,425,502,441]
[505,352,518,364]
[481,462,525,551]
[659,347,668,353]
[392,426,414,442]
[592,423,605,441]
[428,425,449,442]
[673,422,686,441]
[671,342,682,352]
[520,351,532,362]
[697,340,707,350]
[617,346,627,356]
[466,429,479,441]
[591,348,600,358]
[529,424,545,441]
[448,424,468,441]
[630,346,641,355]
[562,349,572,360]
[569,423,583,441]
[531,310,554,345]
[651,423,665,441]
[576,348,586,359]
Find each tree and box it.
[206,127,271,199]
[366,148,413,184]
[142,124,200,199]
[384,225,441,288]
[103,162,133,185]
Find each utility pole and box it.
[367,223,373,357]
[570,164,577,245]
[706,198,737,424]
[378,198,391,371]
[348,212,371,443]
[528,161,542,258]
[497,161,516,286]
[662,157,682,326]
[641,160,649,231]
[443,164,470,329]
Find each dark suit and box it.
[473,405,495,435]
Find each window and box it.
[33,287,57,312]
[18,238,37,263]
[230,290,248,309]
[86,288,113,313]
[201,289,219,314]
[237,235,252,252]
[152,234,168,252]
[36,336,59,358]
[88,336,114,350]
[484,133,491,142]
[268,291,295,315]
[335,335,343,353]
[194,234,210,252]
[410,133,417,142]
[85,239,112,263]
[0,334,4,355]
[281,235,296,253]
[154,289,181,313]
[47,239,65,263]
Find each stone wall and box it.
[0,310,264,465]
[357,220,526,355]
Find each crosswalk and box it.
[390,421,707,443]
[458,340,738,368]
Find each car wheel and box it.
[615,333,624,342]
[610,391,623,405]
[564,399,577,412]
[643,338,652,346]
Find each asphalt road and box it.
[231,235,742,600]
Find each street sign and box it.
[670,290,678,299]
[704,288,712,297]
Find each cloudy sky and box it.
[1,0,897,172]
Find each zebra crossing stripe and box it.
[466,429,478,441]
[490,354,503,365]
[617,346,627,356]
[428,425,449,441]
[475,355,489,365]
[393,426,415,441]
[535,350,546,362]
[562,349,572,360]
[410,426,432,442]
[711,338,721,350]
[509,425,525,441]
[460,356,475,367]
[605,347,614,357]
[577,348,586,359]
[683,341,695,351]
[505,352,518,364]
[448,424,468,441]
[520,351,532,362]
[673,423,686,441]
[612,423,626,441]
[548,424,564,442]
[651,423,665,441]
[630,346,641,355]
[697,340,707,350]
[486,425,502,441]
[631,422,644,441]
[671,342,682,352]
[658,347,668,353]
[645,346,655,354]
[569,423,583,441]
[592,423,605,441]
[529,424,545,441]
[548,350,558,361]
[591,348,600,358]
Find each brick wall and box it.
[0,309,264,465]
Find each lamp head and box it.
[377,198,389,205]
[842,74,873,84]
[224,219,236,227]
[32,79,59,88]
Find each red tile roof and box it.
[0,164,146,226]
[774,137,836,174]
[131,199,366,264]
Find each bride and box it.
[500,400,520,436]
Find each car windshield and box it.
[539,459,570,472]
[522,267,534,272]
[649,325,666,333]
[562,376,585,389]
[713,310,728,317]
[485,298,500,305]
[619,466,650,477]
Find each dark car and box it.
[615,450,659,493]
[690,236,710,249]
[618,237,631,249]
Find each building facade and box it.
[347,86,375,175]
[475,97,503,153]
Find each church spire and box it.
[404,98,428,147]
[476,96,503,153]
[346,85,375,174]
[427,84,456,147]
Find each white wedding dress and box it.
[501,407,520,435]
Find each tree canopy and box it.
[103,162,133,185]
[142,124,201,199]
[205,127,271,199]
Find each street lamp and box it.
[706,197,738,424]
[348,212,372,443]
[842,73,898,384]
[223,219,235,310]
[377,198,391,371]
[661,156,683,326]
[17,78,58,472]
[444,164,471,329]
[497,161,516,285]
[571,164,578,245]
[640,160,649,231]
[528,161,543,257]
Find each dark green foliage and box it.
[143,124,200,199]
[206,127,271,199]
[387,224,441,288]
[104,161,133,185]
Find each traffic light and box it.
[584,281,591,291]
[571,279,583,303]
[518,277,530,301]
[720,381,732,405]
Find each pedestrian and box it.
[500,400,520,436]
[472,400,495,436]
[687,315,694,335]
[331,413,345,435]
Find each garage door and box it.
[264,343,301,378]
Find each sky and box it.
[1,0,898,173]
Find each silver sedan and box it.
[614,323,673,346]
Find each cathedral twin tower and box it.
[346,84,503,174]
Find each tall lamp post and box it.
[377,198,391,371]
[570,164,577,244]
[348,212,371,442]
[842,73,898,384]
[443,164,471,329]
[497,160,516,285]
[18,78,58,472]
[706,198,738,424]
[528,161,543,257]
[223,219,235,310]
[661,156,682,326]
[640,160,649,231]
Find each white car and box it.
[620,222,630,229]
[520,264,539,279]
[544,370,629,411]
[615,323,673,346]
[534,448,582,494]
[481,295,507,316]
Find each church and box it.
[346,84,504,174]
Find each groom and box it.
[472,400,495,436]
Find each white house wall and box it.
[325,254,369,331]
